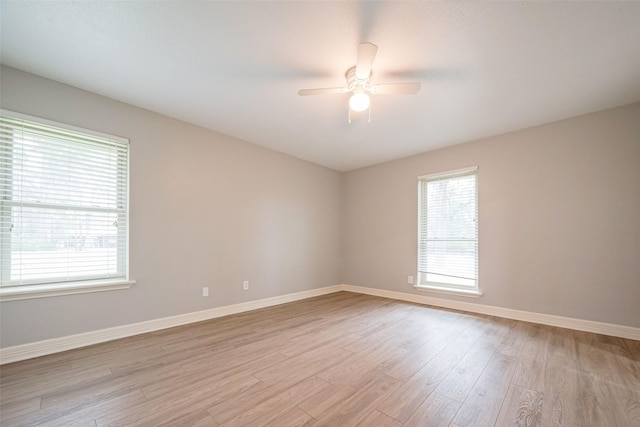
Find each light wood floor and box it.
[1,292,639,426]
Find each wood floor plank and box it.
[12,389,146,427]
[376,323,483,422]
[297,381,358,419]
[579,370,630,427]
[317,341,411,388]
[341,329,400,355]
[71,342,168,372]
[0,396,41,421]
[495,321,528,357]
[1,292,638,427]
[207,377,309,424]
[312,374,402,427]
[402,392,460,427]
[355,409,401,427]
[494,384,543,427]
[381,330,453,381]
[623,388,640,426]
[217,376,328,426]
[255,346,353,384]
[179,339,289,376]
[433,339,496,403]
[95,372,260,425]
[451,351,518,426]
[0,364,113,405]
[143,370,261,410]
[137,409,219,427]
[476,316,516,347]
[40,374,137,410]
[263,407,316,427]
[511,324,547,392]
[546,326,578,360]
[281,330,362,358]
[599,334,640,393]
[574,330,614,378]
[224,316,323,348]
[541,354,585,426]
[0,357,71,381]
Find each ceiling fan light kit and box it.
[349,93,370,112]
[298,42,421,122]
[346,66,371,112]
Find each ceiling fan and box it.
[298,42,421,122]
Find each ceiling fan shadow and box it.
[383,68,468,81]
[236,65,332,80]
[357,1,384,41]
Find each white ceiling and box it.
[1,1,639,171]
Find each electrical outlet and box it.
[243,280,249,291]
[202,287,209,297]
[407,275,414,285]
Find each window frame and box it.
[415,166,481,298]
[0,109,135,301]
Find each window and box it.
[0,111,134,301]
[417,166,480,296]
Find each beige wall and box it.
[1,65,638,349]
[0,66,343,347]
[343,102,640,327]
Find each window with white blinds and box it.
[418,167,478,292]
[0,111,130,291]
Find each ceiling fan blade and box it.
[370,82,421,95]
[355,42,378,79]
[298,87,347,96]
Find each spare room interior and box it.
[0,1,639,426]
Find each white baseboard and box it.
[2,283,638,364]
[341,284,640,341]
[0,285,342,365]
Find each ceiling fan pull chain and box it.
[368,104,371,123]
[348,108,352,124]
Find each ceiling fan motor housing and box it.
[346,66,370,94]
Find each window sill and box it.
[0,279,136,302]
[413,284,482,298]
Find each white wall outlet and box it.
[407,275,414,285]
[243,280,249,291]
[202,287,209,297]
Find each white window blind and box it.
[0,112,130,288]
[418,167,478,290]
